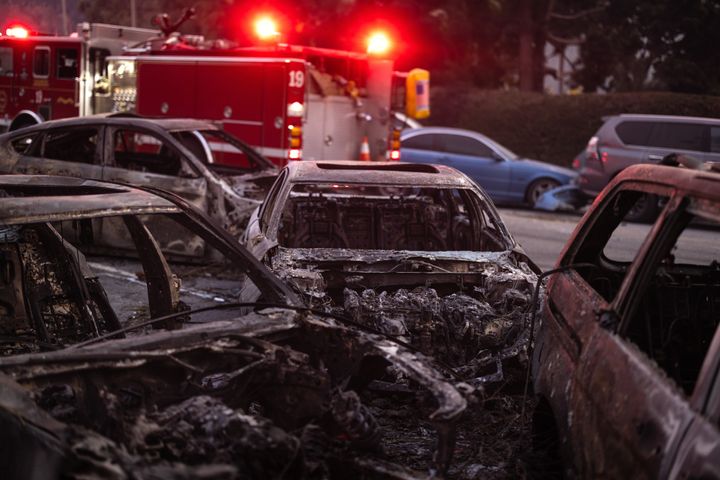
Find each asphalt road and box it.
[497,208,582,271]
[498,207,720,272]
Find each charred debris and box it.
[0,176,543,479]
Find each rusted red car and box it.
[532,163,720,478]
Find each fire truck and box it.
[0,15,430,166]
[0,23,158,131]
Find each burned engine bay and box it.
[270,248,538,386]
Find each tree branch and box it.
[550,5,605,21]
[548,32,585,45]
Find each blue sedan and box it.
[400,127,576,206]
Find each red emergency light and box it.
[254,16,279,41]
[366,30,391,56]
[4,24,30,38]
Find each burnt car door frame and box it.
[102,124,211,257]
[540,180,692,477]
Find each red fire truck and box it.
[0,23,158,131]
[0,16,430,166]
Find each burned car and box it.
[532,164,720,478]
[0,174,483,479]
[0,115,278,256]
[244,161,539,385]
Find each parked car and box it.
[0,174,470,479]
[244,160,539,385]
[400,127,576,206]
[392,111,423,130]
[0,115,278,256]
[579,114,720,219]
[532,163,720,478]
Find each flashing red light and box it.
[5,25,29,38]
[390,150,401,161]
[366,31,391,56]
[288,149,302,160]
[254,16,279,40]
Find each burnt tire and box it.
[526,178,561,206]
[624,193,660,223]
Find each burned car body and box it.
[0,175,481,479]
[0,115,278,257]
[532,164,720,478]
[244,161,539,384]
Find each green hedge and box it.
[428,88,720,167]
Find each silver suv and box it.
[579,114,720,197]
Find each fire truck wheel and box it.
[9,111,43,132]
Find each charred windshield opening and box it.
[277,183,508,252]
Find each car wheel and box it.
[624,193,659,223]
[526,178,560,206]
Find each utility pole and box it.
[131,0,137,27]
[61,0,68,35]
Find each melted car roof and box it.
[0,175,180,225]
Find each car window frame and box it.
[106,125,201,180]
[39,125,104,166]
[8,131,43,157]
[560,180,674,312]
[646,122,709,153]
[402,132,442,152]
[436,133,494,158]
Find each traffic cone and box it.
[359,136,371,161]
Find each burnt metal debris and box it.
[0,175,540,479]
[273,248,538,386]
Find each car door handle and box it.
[647,154,664,162]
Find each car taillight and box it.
[572,157,580,169]
[387,127,401,161]
[586,136,599,160]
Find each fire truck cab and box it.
[0,23,157,131]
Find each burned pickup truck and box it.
[0,115,278,256]
[0,175,488,479]
[243,161,540,385]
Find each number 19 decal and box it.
[289,70,305,88]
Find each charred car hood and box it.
[270,247,540,385]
